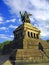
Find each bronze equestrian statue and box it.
[20,11,32,23]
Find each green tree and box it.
[46,40,49,43]
[0,40,11,51]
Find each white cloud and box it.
[0,16,4,24]
[19,18,21,22]
[10,18,16,22]
[6,20,10,22]
[30,17,35,23]
[0,34,8,39]
[0,22,3,24]
[0,34,13,40]
[3,0,49,39]
[6,18,16,22]
[3,0,49,20]
[45,25,49,28]
[3,0,30,13]
[0,27,8,30]
[9,24,18,28]
[0,16,3,21]
[5,30,9,32]
[3,0,49,21]
[10,35,14,38]
[40,30,49,38]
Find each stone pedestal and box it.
[11,22,49,64]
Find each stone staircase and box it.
[1,40,49,65]
[14,39,49,64]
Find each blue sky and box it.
[0,0,49,43]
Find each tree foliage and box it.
[0,40,11,51]
[46,40,49,43]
